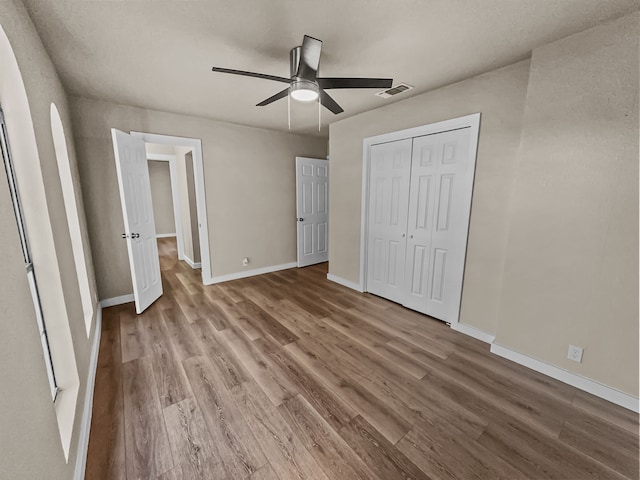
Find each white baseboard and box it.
[204,262,297,285]
[156,233,176,238]
[326,273,364,292]
[99,293,134,308]
[73,304,102,480]
[183,256,201,269]
[491,343,639,413]
[451,322,495,344]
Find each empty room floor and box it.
[85,238,639,479]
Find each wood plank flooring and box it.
[85,238,639,479]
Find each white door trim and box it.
[146,153,176,162]
[132,132,211,282]
[359,113,481,327]
[146,153,185,261]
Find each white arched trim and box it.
[50,103,94,337]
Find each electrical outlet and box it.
[242,257,249,267]
[567,345,583,363]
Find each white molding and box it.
[451,322,495,344]
[73,304,102,480]
[326,273,364,292]
[167,156,185,261]
[131,132,210,282]
[359,113,481,329]
[156,233,176,238]
[183,255,201,269]
[99,293,134,308]
[204,262,296,285]
[491,343,639,413]
[146,153,176,162]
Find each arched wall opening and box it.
[0,21,79,462]
[50,103,94,337]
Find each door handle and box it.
[121,233,129,239]
[410,235,414,239]
[132,233,140,239]
[402,233,405,238]
[298,218,304,222]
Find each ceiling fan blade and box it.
[256,88,290,106]
[297,35,322,81]
[319,89,344,114]
[318,77,393,89]
[212,67,291,84]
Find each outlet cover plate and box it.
[567,345,583,363]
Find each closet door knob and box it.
[402,233,405,238]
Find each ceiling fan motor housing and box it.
[289,45,320,101]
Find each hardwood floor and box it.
[86,238,639,479]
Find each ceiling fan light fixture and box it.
[290,80,319,102]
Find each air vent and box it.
[375,83,413,99]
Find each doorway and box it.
[131,132,211,283]
[112,130,211,313]
[360,114,481,326]
[295,156,329,267]
[146,145,202,270]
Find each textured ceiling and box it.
[22,0,638,137]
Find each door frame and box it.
[131,132,212,283]
[146,152,186,262]
[359,113,481,326]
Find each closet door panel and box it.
[404,136,438,311]
[367,139,412,304]
[426,128,473,322]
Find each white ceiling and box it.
[22,0,637,137]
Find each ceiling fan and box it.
[212,35,393,114]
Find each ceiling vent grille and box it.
[375,83,413,99]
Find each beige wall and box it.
[329,12,638,397]
[70,97,327,299]
[329,60,531,335]
[495,12,639,395]
[0,0,99,478]
[148,160,176,235]
[146,142,175,155]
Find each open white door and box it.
[296,157,329,267]
[112,129,162,313]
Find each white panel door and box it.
[403,137,438,311]
[417,128,473,323]
[366,139,412,303]
[112,129,162,314]
[296,157,329,267]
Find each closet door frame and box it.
[359,113,481,327]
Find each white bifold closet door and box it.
[366,138,412,304]
[367,127,474,324]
